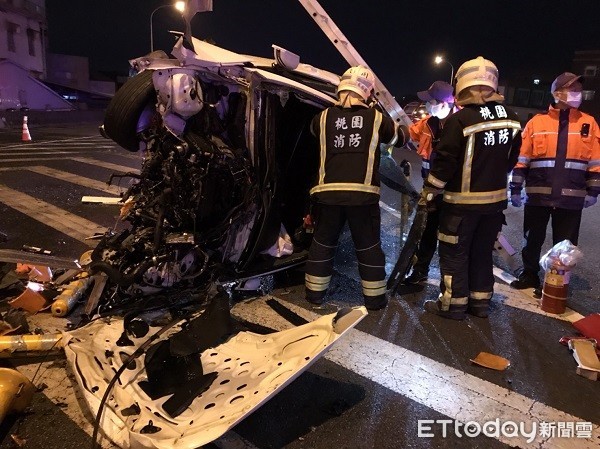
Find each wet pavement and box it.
[0,124,598,449]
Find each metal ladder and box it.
[298,0,413,129]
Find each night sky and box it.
[46,0,600,97]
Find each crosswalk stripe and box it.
[422,273,583,323]
[0,185,106,245]
[0,151,87,156]
[232,296,599,448]
[0,157,73,163]
[71,156,141,174]
[24,166,125,196]
[493,267,584,323]
[0,135,100,150]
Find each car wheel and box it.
[103,70,155,152]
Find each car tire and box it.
[103,70,155,152]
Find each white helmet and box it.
[454,56,498,95]
[337,66,376,101]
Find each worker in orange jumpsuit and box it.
[404,81,457,284]
[509,72,600,292]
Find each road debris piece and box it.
[22,245,51,256]
[568,339,600,381]
[9,283,48,314]
[0,310,29,336]
[81,272,108,320]
[51,274,93,317]
[559,336,600,357]
[15,264,52,283]
[53,268,82,286]
[65,301,367,449]
[10,434,26,447]
[0,250,81,270]
[0,368,35,423]
[572,313,600,341]
[0,333,63,358]
[470,352,510,371]
[81,196,122,205]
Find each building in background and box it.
[45,53,114,109]
[0,0,113,111]
[0,0,46,77]
[0,0,73,110]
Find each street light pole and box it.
[434,56,455,84]
[150,2,186,53]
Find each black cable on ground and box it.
[29,335,64,386]
[90,314,184,449]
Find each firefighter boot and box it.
[305,290,326,306]
[364,291,389,311]
[468,299,490,318]
[423,299,467,320]
[510,271,540,290]
[305,274,331,306]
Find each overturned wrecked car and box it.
[95,41,336,310]
[93,20,416,314]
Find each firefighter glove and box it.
[584,195,597,208]
[419,186,441,210]
[510,193,522,207]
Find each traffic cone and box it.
[21,116,31,142]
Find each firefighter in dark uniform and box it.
[305,66,408,311]
[422,56,522,320]
[404,80,457,284]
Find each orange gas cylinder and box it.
[541,265,569,314]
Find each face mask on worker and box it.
[429,102,452,119]
[565,91,582,108]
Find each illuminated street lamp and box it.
[434,55,455,84]
[150,1,186,52]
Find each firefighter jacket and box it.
[409,115,441,178]
[426,102,522,214]
[509,106,600,210]
[310,105,404,206]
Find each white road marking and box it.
[0,151,87,156]
[379,200,402,219]
[0,157,73,163]
[422,271,584,323]
[0,185,106,245]
[24,166,125,195]
[71,156,141,174]
[0,145,115,151]
[493,267,584,323]
[0,135,100,150]
[232,296,599,448]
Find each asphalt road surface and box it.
[0,123,598,449]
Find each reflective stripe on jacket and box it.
[309,105,397,205]
[427,102,522,213]
[510,106,600,209]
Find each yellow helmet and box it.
[455,56,498,95]
[337,66,376,101]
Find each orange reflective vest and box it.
[510,106,600,209]
[409,116,439,178]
